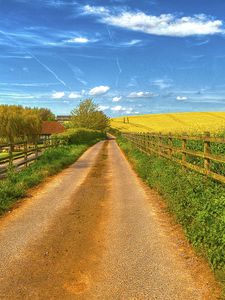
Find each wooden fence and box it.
[123,132,225,184]
[0,138,61,178]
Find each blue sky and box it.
[1,0,225,116]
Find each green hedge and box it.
[117,136,225,284]
[53,128,106,145]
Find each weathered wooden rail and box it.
[123,132,225,184]
[0,138,61,178]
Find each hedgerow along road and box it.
[0,139,221,299]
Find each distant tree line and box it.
[0,99,109,144]
[0,105,55,143]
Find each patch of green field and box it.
[111,112,225,134]
[0,152,21,160]
[0,153,8,159]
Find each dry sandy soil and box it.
[0,140,221,299]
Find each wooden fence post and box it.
[151,132,154,152]
[140,133,143,149]
[123,130,225,185]
[158,132,162,156]
[9,143,13,167]
[35,140,38,159]
[24,141,28,167]
[204,132,211,174]
[147,133,150,153]
[144,132,147,151]
[168,132,172,158]
[144,133,146,150]
[182,133,187,165]
[138,133,141,148]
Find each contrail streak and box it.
[56,56,87,87]
[116,57,122,74]
[27,51,68,89]
[106,26,122,88]
[0,30,69,90]
[116,57,122,87]
[106,25,113,42]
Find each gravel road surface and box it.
[0,140,220,299]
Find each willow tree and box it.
[0,105,42,144]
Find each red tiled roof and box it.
[41,121,65,135]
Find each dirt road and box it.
[0,140,220,299]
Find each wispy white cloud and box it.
[120,39,141,46]
[0,55,32,59]
[176,96,188,100]
[17,0,77,8]
[127,76,138,88]
[111,105,126,111]
[66,37,90,44]
[111,105,133,114]
[128,91,156,98]
[0,30,70,90]
[68,92,82,99]
[89,85,110,96]
[44,0,76,7]
[99,105,110,111]
[112,96,122,102]
[0,92,36,100]
[125,108,133,114]
[0,82,58,87]
[83,6,224,37]
[83,5,109,16]
[151,79,173,89]
[76,78,88,86]
[52,91,65,99]
[22,67,29,72]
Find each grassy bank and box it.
[0,128,106,214]
[117,136,225,289]
[0,141,98,215]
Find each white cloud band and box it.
[128,91,156,98]
[89,85,110,96]
[83,6,224,37]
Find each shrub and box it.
[53,128,106,145]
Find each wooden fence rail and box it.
[0,138,62,178]
[122,132,225,184]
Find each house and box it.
[41,121,65,139]
[56,115,71,123]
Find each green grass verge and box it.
[117,136,225,291]
[0,141,97,214]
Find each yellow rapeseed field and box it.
[111,112,225,134]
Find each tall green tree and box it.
[71,99,109,131]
